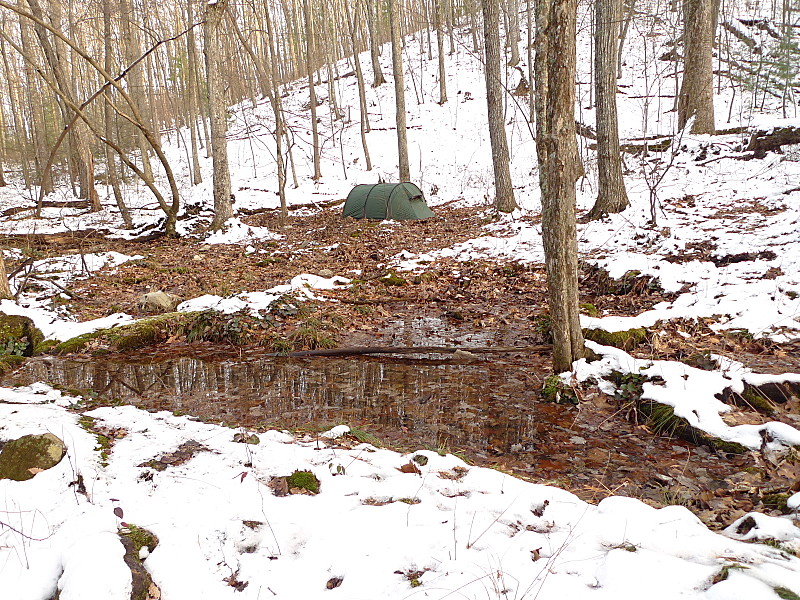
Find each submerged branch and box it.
[267,345,551,358]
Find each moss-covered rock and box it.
[0,312,44,357]
[0,353,27,376]
[0,433,66,481]
[286,470,320,494]
[583,327,648,351]
[55,312,200,355]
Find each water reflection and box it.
[10,351,545,457]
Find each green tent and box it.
[342,183,435,220]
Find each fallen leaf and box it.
[398,462,421,475]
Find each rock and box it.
[0,433,66,481]
[0,312,44,356]
[137,291,180,313]
[233,432,260,445]
[318,268,334,279]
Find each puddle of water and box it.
[4,347,765,514]
[9,350,544,456]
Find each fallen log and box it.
[746,126,800,158]
[265,345,551,358]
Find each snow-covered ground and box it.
[2,387,799,600]
[1,3,800,598]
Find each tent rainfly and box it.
[342,183,435,220]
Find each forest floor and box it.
[3,202,799,531]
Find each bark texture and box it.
[205,0,233,230]
[535,0,584,372]
[678,0,716,133]
[587,0,628,219]
[389,0,410,181]
[481,0,517,212]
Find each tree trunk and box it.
[264,1,288,216]
[0,251,12,300]
[436,0,448,104]
[587,0,628,219]
[103,0,132,228]
[616,0,636,79]
[389,0,411,181]
[678,0,715,133]
[0,33,31,189]
[186,0,203,185]
[15,20,47,194]
[481,0,518,212]
[26,0,99,210]
[366,0,386,87]
[205,0,233,230]
[346,0,373,170]
[303,0,321,180]
[119,0,154,182]
[535,0,584,372]
[506,0,521,66]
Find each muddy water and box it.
[6,347,763,520]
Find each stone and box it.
[318,268,334,279]
[137,291,180,313]
[0,433,66,481]
[0,312,44,356]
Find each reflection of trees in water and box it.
[15,357,541,452]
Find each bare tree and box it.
[303,0,321,181]
[205,0,233,230]
[678,0,716,133]
[389,0,411,181]
[103,0,132,228]
[481,0,517,212]
[26,0,100,210]
[586,0,628,219]
[366,0,386,86]
[435,0,448,104]
[535,0,584,371]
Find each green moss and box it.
[706,438,749,455]
[412,454,429,466]
[775,587,800,600]
[0,432,66,481]
[33,339,59,355]
[78,415,112,466]
[55,330,105,355]
[0,354,27,376]
[579,303,600,317]
[56,312,202,355]
[122,523,159,555]
[381,272,407,286]
[712,563,747,584]
[739,384,776,415]
[286,470,320,494]
[542,375,578,404]
[763,492,791,513]
[110,313,195,351]
[642,401,696,439]
[583,327,648,351]
[349,427,381,447]
[0,313,44,356]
